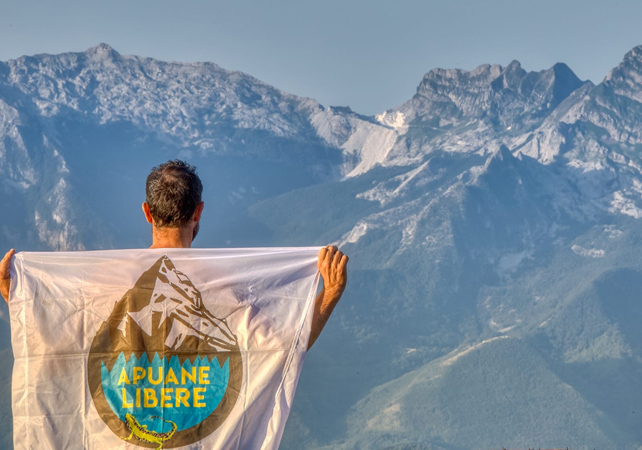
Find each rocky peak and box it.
[418,63,503,94]
[475,145,520,183]
[602,45,642,102]
[402,60,584,130]
[620,44,642,65]
[491,60,527,91]
[526,62,584,107]
[84,43,121,61]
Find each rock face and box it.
[0,44,349,251]
[397,60,585,128]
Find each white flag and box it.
[9,248,320,449]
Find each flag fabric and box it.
[9,247,320,450]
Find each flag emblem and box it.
[87,256,243,448]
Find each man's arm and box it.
[0,249,15,304]
[308,245,348,350]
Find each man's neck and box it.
[149,226,193,249]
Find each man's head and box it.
[143,160,204,243]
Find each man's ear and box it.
[193,202,204,222]
[142,202,154,224]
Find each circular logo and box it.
[88,256,243,448]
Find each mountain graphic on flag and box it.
[88,256,243,448]
[111,255,238,359]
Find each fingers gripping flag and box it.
[9,248,321,449]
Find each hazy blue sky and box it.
[1,0,641,115]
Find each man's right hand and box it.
[308,245,349,350]
[1,249,15,304]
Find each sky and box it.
[1,0,642,115]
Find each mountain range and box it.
[3,43,642,449]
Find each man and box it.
[0,159,347,349]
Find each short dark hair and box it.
[145,160,203,228]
